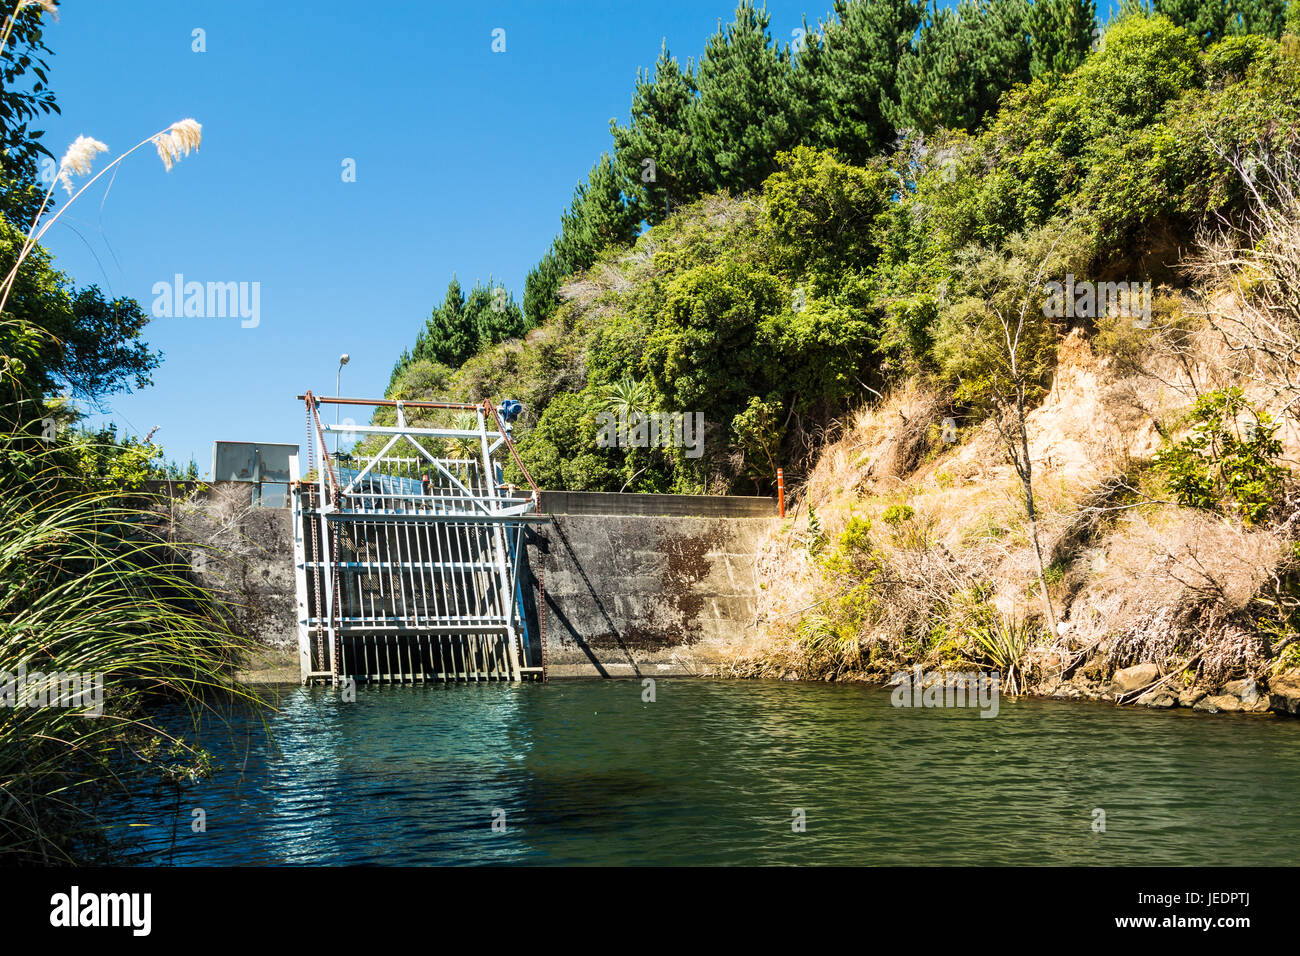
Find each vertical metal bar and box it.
[290,455,312,683]
[478,404,522,681]
[317,441,337,682]
[383,515,403,683]
[404,493,428,681]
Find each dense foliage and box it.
[388,275,525,389]
[1153,387,1288,525]
[382,7,1300,499]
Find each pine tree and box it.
[689,1,799,193]
[806,0,926,165]
[891,0,1033,134]
[415,276,476,368]
[465,278,527,348]
[524,248,566,327]
[1229,0,1288,37]
[525,154,639,327]
[386,348,413,395]
[1154,0,1231,43]
[1028,0,1097,77]
[784,14,831,153]
[1154,0,1287,45]
[555,153,640,269]
[610,43,703,226]
[391,275,527,386]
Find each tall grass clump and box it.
[1,314,256,862]
[0,421,257,863]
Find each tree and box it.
[60,286,158,399]
[412,276,475,368]
[731,394,785,488]
[933,226,1074,634]
[806,0,926,164]
[689,1,799,193]
[554,153,639,270]
[524,154,639,327]
[762,145,891,285]
[0,3,59,179]
[891,0,1033,134]
[610,43,703,226]
[643,261,785,419]
[1027,0,1097,77]
[0,221,159,420]
[394,275,527,385]
[523,248,566,327]
[1231,0,1289,36]
[1153,0,1287,45]
[514,390,620,491]
[464,277,526,348]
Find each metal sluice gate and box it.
[291,393,547,684]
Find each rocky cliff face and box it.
[739,320,1300,717]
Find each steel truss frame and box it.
[291,393,545,683]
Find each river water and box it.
[110,679,1300,865]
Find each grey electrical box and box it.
[211,441,298,508]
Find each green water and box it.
[115,679,1300,865]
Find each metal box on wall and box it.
[211,441,298,508]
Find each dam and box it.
[173,394,779,683]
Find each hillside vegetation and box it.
[376,7,1300,706]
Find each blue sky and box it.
[36,0,1112,473]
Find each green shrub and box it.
[1153,387,1287,524]
[881,503,915,525]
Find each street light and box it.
[335,353,350,455]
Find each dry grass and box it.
[732,309,1300,693]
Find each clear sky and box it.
[36,0,1112,473]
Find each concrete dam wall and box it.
[157,482,777,679]
[153,481,299,650]
[521,493,777,677]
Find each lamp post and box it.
[335,353,350,455]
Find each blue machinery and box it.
[291,394,546,683]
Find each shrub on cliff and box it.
[1153,387,1287,525]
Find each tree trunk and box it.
[1017,390,1058,637]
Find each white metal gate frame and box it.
[291,392,545,684]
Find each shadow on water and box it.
[103,679,1300,866]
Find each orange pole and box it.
[777,468,785,518]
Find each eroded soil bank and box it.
[724,325,1300,719]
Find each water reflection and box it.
[108,679,1300,865]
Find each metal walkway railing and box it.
[291,393,546,683]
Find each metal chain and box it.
[539,563,548,682]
